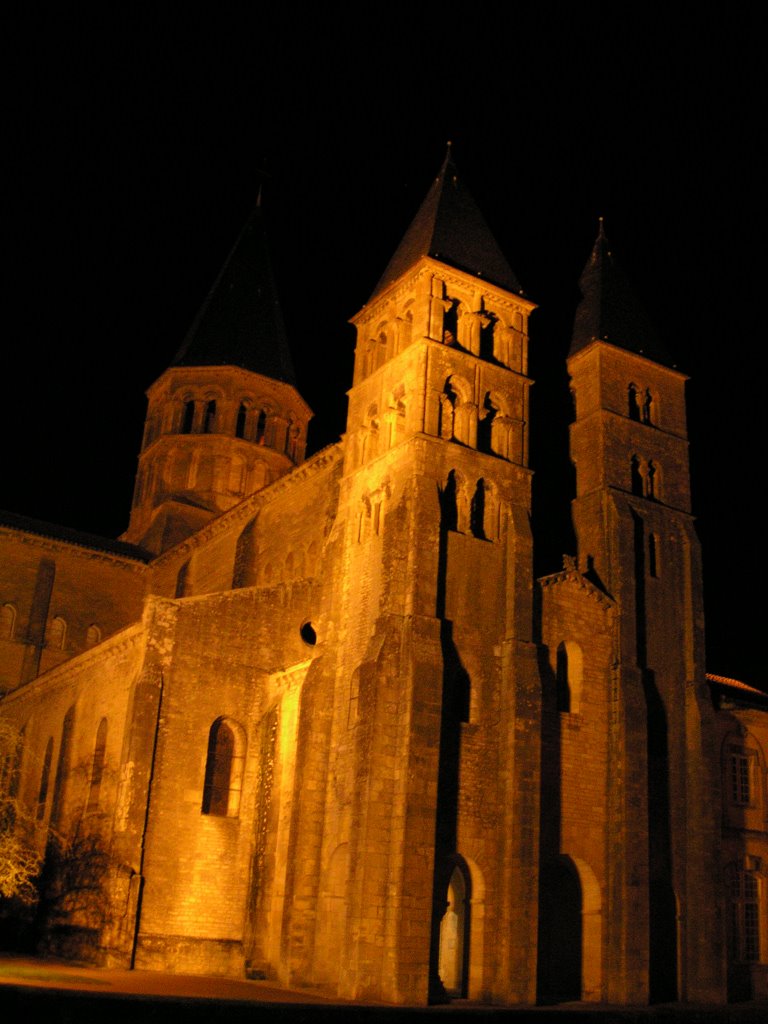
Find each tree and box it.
[0,719,42,903]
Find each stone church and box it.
[1,154,766,1005]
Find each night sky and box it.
[4,7,763,685]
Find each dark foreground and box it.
[0,956,764,1024]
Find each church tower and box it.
[122,205,312,554]
[287,151,543,1003]
[567,224,725,1002]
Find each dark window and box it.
[628,383,641,421]
[236,403,248,439]
[182,400,195,433]
[203,400,217,433]
[87,718,107,813]
[729,752,753,806]
[256,410,267,443]
[202,719,235,816]
[37,737,53,820]
[729,871,761,962]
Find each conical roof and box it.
[370,150,524,300]
[171,204,296,384]
[570,221,674,367]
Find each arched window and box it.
[37,737,53,820]
[646,460,657,499]
[85,624,101,647]
[555,641,583,714]
[1,603,16,639]
[236,402,248,439]
[203,399,217,433]
[642,388,654,424]
[470,479,486,539]
[628,383,641,421]
[630,455,644,496]
[87,718,108,813]
[47,615,67,650]
[202,717,246,817]
[256,409,267,443]
[174,561,189,598]
[181,399,195,433]
[50,705,75,827]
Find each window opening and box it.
[37,738,53,820]
[87,718,107,813]
[182,400,195,433]
[202,719,236,816]
[236,403,248,439]
[203,399,217,433]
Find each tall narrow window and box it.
[236,403,248,439]
[182,400,195,433]
[630,455,644,496]
[203,399,217,433]
[37,737,53,820]
[256,410,267,443]
[646,460,657,499]
[729,751,753,806]
[50,705,75,827]
[87,718,107,813]
[729,870,761,962]
[628,383,641,421]
[201,718,245,817]
[642,389,654,424]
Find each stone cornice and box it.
[0,525,149,574]
[352,257,536,328]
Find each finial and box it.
[597,215,606,238]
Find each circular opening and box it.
[300,621,317,646]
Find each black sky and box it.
[4,6,763,685]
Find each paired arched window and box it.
[201,717,246,817]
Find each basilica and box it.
[1,154,766,1004]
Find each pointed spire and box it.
[570,220,673,366]
[369,150,524,300]
[171,204,296,385]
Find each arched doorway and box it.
[437,861,470,998]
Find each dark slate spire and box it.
[370,147,524,300]
[570,220,674,366]
[171,203,296,385]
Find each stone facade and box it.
[0,157,764,1004]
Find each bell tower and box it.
[298,151,543,1004]
[122,205,311,554]
[567,223,725,1003]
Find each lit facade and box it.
[1,157,765,1004]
